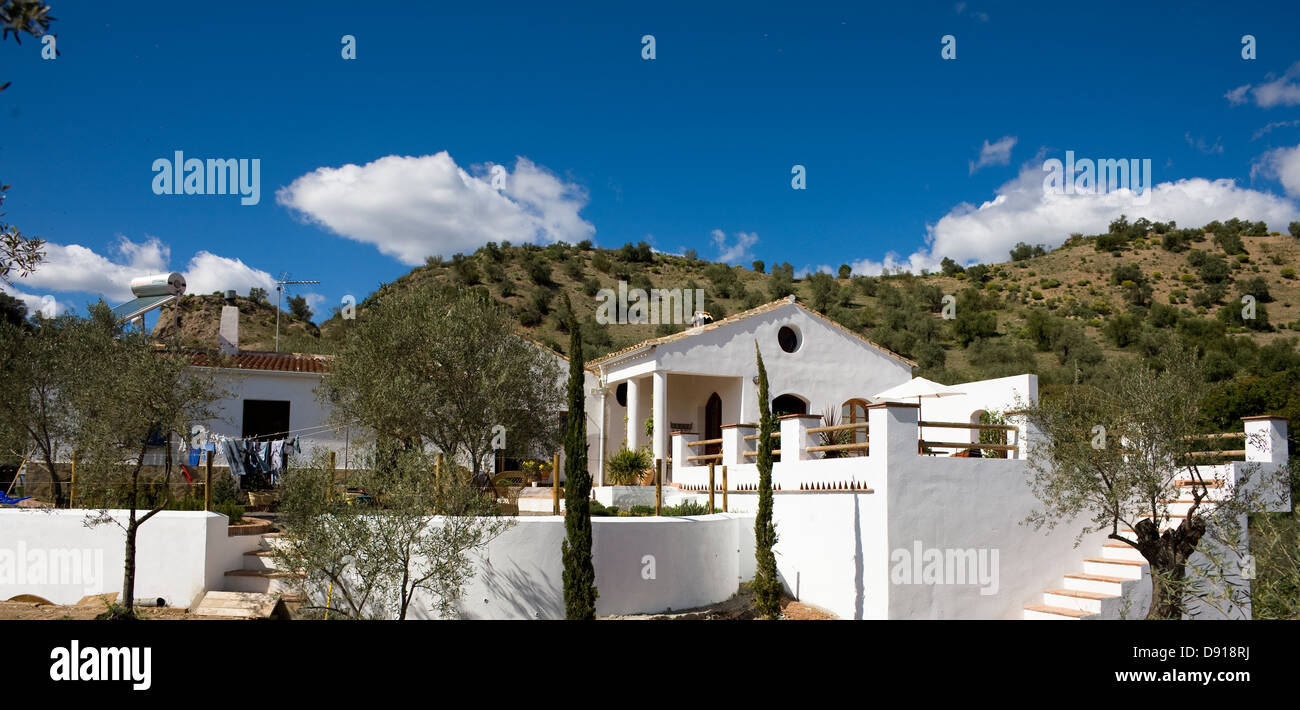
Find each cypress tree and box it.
[753,343,781,619]
[562,299,598,618]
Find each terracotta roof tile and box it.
[188,351,333,373]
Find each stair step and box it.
[224,569,301,579]
[1045,588,1115,601]
[1024,604,1095,619]
[1082,557,1145,567]
[191,591,288,620]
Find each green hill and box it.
[166,218,1300,437]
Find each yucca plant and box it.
[606,446,653,485]
[817,406,856,459]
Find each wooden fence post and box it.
[721,465,728,513]
[204,450,213,511]
[328,450,337,503]
[654,459,662,515]
[708,463,715,514]
[552,453,561,515]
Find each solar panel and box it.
[110,293,177,323]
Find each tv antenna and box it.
[275,276,321,352]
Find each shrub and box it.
[605,447,652,485]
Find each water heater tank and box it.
[129,272,186,298]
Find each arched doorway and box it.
[704,393,722,456]
[842,398,870,445]
[771,394,807,417]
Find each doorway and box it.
[704,393,722,456]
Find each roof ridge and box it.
[587,295,916,368]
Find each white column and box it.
[868,402,920,462]
[626,377,641,450]
[1243,415,1288,464]
[723,424,755,465]
[652,371,668,464]
[780,414,823,461]
[672,431,700,469]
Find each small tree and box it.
[287,294,313,322]
[1022,344,1287,618]
[0,312,77,507]
[274,448,511,619]
[71,305,220,617]
[322,286,562,487]
[561,304,598,618]
[753,344,781,618]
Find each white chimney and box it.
[219,305,239,355]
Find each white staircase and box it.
[190,532,302,619]
[1023,479,1227,619]
[222,532,302,596]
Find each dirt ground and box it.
[603,585,836,620]
[3,587,836,621]
[0,600,193,620]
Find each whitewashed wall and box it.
[0,509,253,607]
[202,369,353,467]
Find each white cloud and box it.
[849,160,1300,272]
[277,152,595,265]
[1252,142,1300,198]
[0,283,63,317]
[710,229,759,263]
[795,264,833,278]
[954,2,989,21]
[1226,62,1300,108]
[182,251,276,297]
[969,135,1017,174]
[1184,133,1224,155]
[11,235,275,306]
[1251,119,1300,141]
[13,235,170,302]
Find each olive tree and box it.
[322,286,563,486]
[273,448,512,620]
[66,305,219,617]
[1022,344,1288,619]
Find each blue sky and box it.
[3,0,1300,322]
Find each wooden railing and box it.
[685,438,723,463]
[1181,432,1247,460]
[805,422,869,454]
[917,420,1018,457]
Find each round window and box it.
[777,325,800,353]
[615,382,628,407]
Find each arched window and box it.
[842,398,870,444]
[771,394,807,417]
[704,393,722,456]
[615,382,628,408]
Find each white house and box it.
[585,295,916,484]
